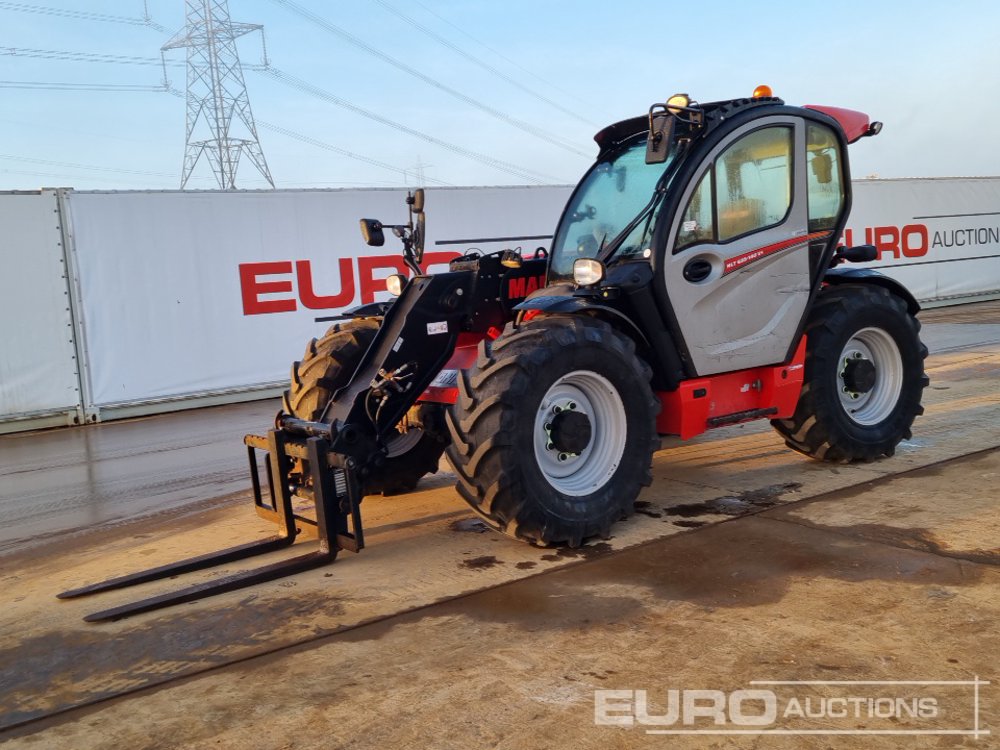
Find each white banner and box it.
[847,178,1000,303]
[65,187,571,408]
[41,179,1000,414]
[0,191,81,424]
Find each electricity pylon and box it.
[162,0,274,189]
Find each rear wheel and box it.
[285,319,447,495]
[445,315,659,546]
[771,284,928,462]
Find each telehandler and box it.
[61,87,927,621]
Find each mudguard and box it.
[513,293,650,347]
[824,267,920,314]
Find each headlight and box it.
[385,273,407,297]
[573,258,605,286]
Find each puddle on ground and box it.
[539,543,613,562]
[664,482,802,519]
[449,518,491,534]
[460,555,502,570]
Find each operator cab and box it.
[543,87,880,376]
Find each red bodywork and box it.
[803,105,871,143]
[420,334,807,440]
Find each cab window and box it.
[674,126,793,251]
[806,123,844,231]
[675,170,713,251]
[716,127,793,241]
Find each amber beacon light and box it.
[752,84,773,98]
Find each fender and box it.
[824,267,920,314]
[513,293,651,348]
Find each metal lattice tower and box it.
[162,0,273,189]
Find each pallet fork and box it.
[58,422,364,622]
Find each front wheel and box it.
[445,316,660,546]
[284,319,448,495]
[771,284,928,462]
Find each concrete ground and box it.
[0,301,998,748]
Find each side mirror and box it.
[359,218,385,247]
[835,244,878,264]
[412,188,425,214]
[646,106,675,164]
[812,152,833,184]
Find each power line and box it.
[1,45,183,67]
[407,0,600,112]
[258,121,454,186]
[0,80,167,92]
[371,0,598,129]
[265,0,590,158]
[0,152,211,178]
[0,1,167,32]
[259,67,563,184]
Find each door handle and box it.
[683,258,713,283]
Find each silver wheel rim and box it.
[837,327,903,425]
[385,428,423,458]
[532,370,627,497]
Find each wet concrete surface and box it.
[3,449,997,749]
[0,399,278,554]
[0,301,998,745]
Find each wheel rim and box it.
[385,428,423,458]
[532,370,627,496]
[837,327,903,425]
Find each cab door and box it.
[662,116,814,376]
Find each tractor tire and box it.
[445,315,660,546]
[771,284,928,462]
[284,319,448,495]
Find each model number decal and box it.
[427,321,448,335]
[722,231,832,276]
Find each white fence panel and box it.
[847,178,1000,304]
[65,187,571,410]
[0,191,81,427]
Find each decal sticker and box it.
[430,369,459,388]
[722,231,832,276]
[682,220,698,232]
[427,321,449,335]
[392,336,404,352]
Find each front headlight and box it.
[385,273,407,297]
[573,258,606,287]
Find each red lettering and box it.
[239,261,296,315]
[296,259,355,310]
[901,223,929,258]
[873,226,899,260]
[508,274,546,299]
[357,255,409,304]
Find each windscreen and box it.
[549,135,676,279]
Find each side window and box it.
[675,170,714,251]
[807,123,844,231]
[674,125,793,252]
[716,127,793,241]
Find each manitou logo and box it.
[841,224,929,259]
[238,253,458,315]
[507,273,547,299]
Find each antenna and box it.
[162,0,274,189]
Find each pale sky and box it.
[1,0,997,190]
